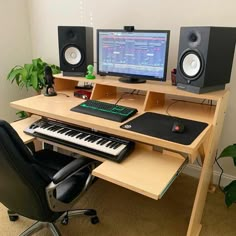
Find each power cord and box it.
[115,89,136,105]
[57,93,70,97]
[214,154,224,192]
[166,98,213,117]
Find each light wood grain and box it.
[10,74,229,236]
[10,115,41,143]
[93,143,186,200]
[10,91,213,159]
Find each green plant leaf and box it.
[224,180,236,207]
[51,65,61,74]
[218,144,236,166]
[7,67,22,82]
[20,68,28,84]
[16,111,28,119]
[24,64,33,74]
[7,58,60,92]
[32,58,42,67]
[38,74,45,89]
[15,74,21,86]
[31,71,38,90]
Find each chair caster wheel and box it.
[91,216,99,224]
[61,217,69,225]
[9,215,19,221]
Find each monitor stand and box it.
[119,77,146,84]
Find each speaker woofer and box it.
[180,50,203,79]
[63,45,83,66]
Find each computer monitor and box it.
[97,29,170,83]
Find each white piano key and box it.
[34,125,126,156]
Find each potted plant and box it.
[7,58,60,118]
[218,144,236,207]
[7,58,60,93]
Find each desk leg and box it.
[199,144,216,193]
[186,91,229,236]
[186,155,213,236]
[34,139,42,151]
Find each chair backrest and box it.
[0,120,59,222]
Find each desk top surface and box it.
[10,91,211,156]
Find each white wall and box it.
[0,0,34,122]
[27,0,236,177]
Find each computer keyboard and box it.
[70,99,138,122]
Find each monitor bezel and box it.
[96,29,170,82]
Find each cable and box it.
[196,157,202,167]
[57,93,70,97]
[166,100,179,117]
[115,89,136,105]
[166,98,213,117]
[214,149,224,192]
[215,157,224,192]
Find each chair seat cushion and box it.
[32,149,75,182]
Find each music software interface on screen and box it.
[98,32,168,78]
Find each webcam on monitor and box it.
[124,26,135,32]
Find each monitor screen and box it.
[97,29,170,83]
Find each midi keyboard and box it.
[24,118,135,163]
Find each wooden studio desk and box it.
[10,74,229,236]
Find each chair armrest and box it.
[46,156,99,212]
[52,157,97,184]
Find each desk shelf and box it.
[10,115,41,144]
[93,143,187,200]
[54,74,222,125]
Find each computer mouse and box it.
[172,121,185,133]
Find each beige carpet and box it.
[0,174,236,236]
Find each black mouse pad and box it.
[120,112,208,145]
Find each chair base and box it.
[59,208,99,225]
[19,222,61,236]
[8,208,99,236]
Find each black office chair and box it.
[0,119,100,236]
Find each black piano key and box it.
[64,130,74,136]
[112,143,122,149]
[84,135,92,141]
[89,136,100,142]
[109,142,118,148]
[67,130,78,137]
[78,133,88,139]
[58,128,70,134]
[50,126,60,132]
[99,139,109,145]
[51,125,62,131]
[75,133,82,138]
[41,123,50,129]
[70,131,80,137]
[96,139,103,145]
[106,141,116,147]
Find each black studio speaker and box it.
[58,26,94,76]
[176,26,236,93]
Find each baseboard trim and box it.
[182,163,235,187]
